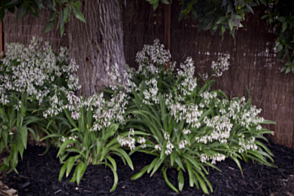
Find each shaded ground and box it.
[1,140,294,196]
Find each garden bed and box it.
[1,140,294,196]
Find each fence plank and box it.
[0,22,2,56]
[164,0,171,69]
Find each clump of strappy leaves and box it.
[105,39,275,194]
[0,37,80,173]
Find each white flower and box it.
[129,128,135,136]
[164,132,170,140]
[137,137,146,144]
[155,144,161,151]
[178,140,187,149]
[256,125,262,130]
[117,135,135,150]
[183,129,191,135]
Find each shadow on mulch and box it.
[1,140,294,196]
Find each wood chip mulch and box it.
[0,140,294,196]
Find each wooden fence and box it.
[0,22,2,55]
[3,10,68,52]
[2,1,294,149]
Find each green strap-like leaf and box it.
[131,165,149,180]
[63,108,78,128]
[147,157,159,173]
[150,158,164,177]
[65,156,75,177]
[75,162,87,186]
[18,126,28,149]
[230,156,243,175]
[186,161,194,187]
[254,140,274,156]
[110,148,134,170]
[162,167,179,193]
[193,170,209,194]
[178,169,184,191]
[106,156,117,172]
[57,139,76,157]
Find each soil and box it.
[1,140,294,196]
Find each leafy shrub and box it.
[0,37,80,172]
[106,39,275,194]
[42,90,134,190]
[0,92,37,173]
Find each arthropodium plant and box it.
[0,37,80,171]
[0,37,80,109]
[106,39,275,194]
[0,92,33,173]
[42,91,135,191]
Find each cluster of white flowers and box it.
[108,63,122,91]
[225,97,264,128]
[200,91,218,105]
[195,95,265,147]
[211,54,230,77]
[142,78,159,105]
[0,37,80,117]
[59,135,78,147]
[64,90,127,130]
[183,129,191,135]
[137,137,146,148]
[155,144,162,151]
[165,140,174,155]
[14,101,22,111]
[136,39,171,70]
[200,153,226,164]
[117,128,136,150]
[237,134,258,153]
[202,73,209,81]
[202,115,233,143]
[176,58,197,96]
[169,102,203,128]
[152,132,175,155]
[178,139,188,149]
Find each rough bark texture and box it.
[68,0,126,96]
[3,9,68,52]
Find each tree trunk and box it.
[68,0,125,97]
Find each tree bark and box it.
[68,0,125,97]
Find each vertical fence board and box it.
[164,0,171,69]
[0,22,2,55]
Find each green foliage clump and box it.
[105,39,275,194]
[0,37,275,194]
[0,37,134,191]
[42,91,134,190]
[0,37,80,173]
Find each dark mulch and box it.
[1,140,294,196]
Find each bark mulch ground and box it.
[1,140,294,196]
